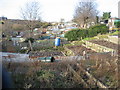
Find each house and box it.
[0,16,7,20]
[108,18,120,31]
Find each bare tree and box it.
[20,1,41,51]
[73,0,98,28]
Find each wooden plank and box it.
[67,64,90,88]
[84,41,116,53]
[77,64,108,88]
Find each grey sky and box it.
[0,0,119,22]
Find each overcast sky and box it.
[0,0,119,22]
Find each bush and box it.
[65,30,77,41]
[65,24,109,41]
[88,24,108,37]
[65,29,88,41]
[98,24,109,34]
[88,26,98,37]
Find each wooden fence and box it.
[67,64,108,88]
[83,41,116,53]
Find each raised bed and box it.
[79,57,118,88]
[89,40,119,50]
[29,51,63,57]
[67,45,96,56]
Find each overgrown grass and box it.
[3,53,118,88]
[3,60,85,88]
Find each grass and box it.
[82,37,97,41]
[64,43,73,47]
[64,33,107,47]
[95,34,108,39]
[109,31,119,36]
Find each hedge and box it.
[88,24,109,37]
[65,24,109,41]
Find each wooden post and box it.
[28,40,33,51]
[83,51,86,60]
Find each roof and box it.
[38,57,54,60]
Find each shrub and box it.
[64,29,88,41]
[65,24,109,41]
[88,24,108,37]
[98,24,109,34]
[88,25,98,37]
[65,30,76,41]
